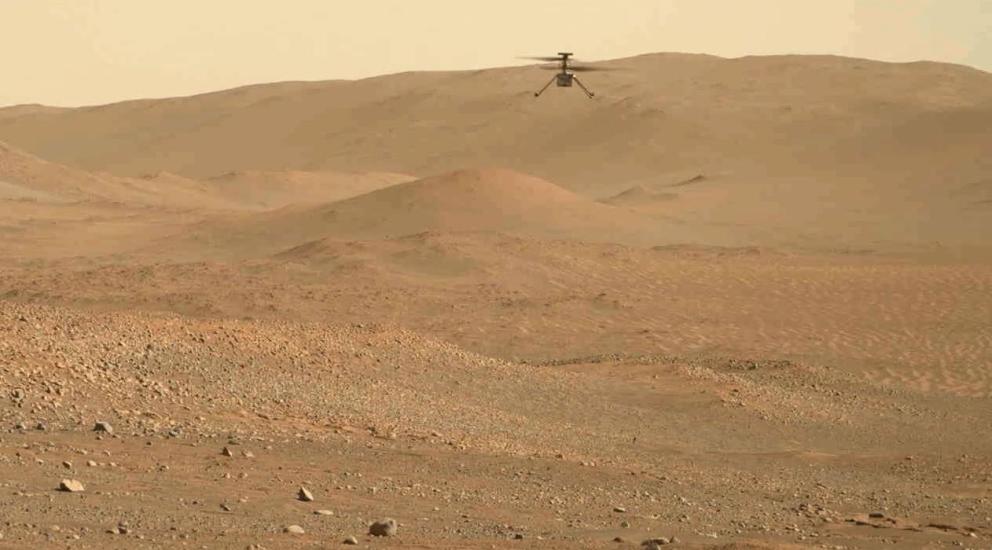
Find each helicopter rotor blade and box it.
[567,65,622,72]
[518,56,566,62]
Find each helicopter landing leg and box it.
[534,76,556,97]
[573,76,595,98]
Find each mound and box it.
[206,169,415,209]
[222,168,670,254]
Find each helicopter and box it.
[519,52,613,98]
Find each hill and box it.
[164,168,694,260]
[0,53,989,195]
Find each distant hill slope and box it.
[1,53,990,195]
[0,140,236,209]
[205,169,415,210]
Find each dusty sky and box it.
[2,0,990,107]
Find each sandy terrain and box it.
[0,53,990,549]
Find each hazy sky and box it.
[2,0,990,107]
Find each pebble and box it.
[59,479,85,492]
[298,486,314,502]
[284,525,305,535]
[93,422,113,434]
[221,447,234,457]
[343,535,358,545]
[614,506,627,513]
[369,518,397,537]
[314,510,334,516]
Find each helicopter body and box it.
[521,52,609,98]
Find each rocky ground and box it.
[1,295,989,549]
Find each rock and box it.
[314,510,334,515]
[59,479,85,492]
[369,518,397,537]
[642,538,670,549]
[298,486,314,502]
[343,536,358,545]
[221,447,234,457]
[284,525,305,535]
[35,422,46,431]
[62,461,72,469]
[613,536,626,542]
[513,533,524,540]
[614,506,627,513]
[87,460,97,467]
[93,422,113,434]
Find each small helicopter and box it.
[519,52,612,98]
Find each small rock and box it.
[343,535,358,545]
[93,422,113,434]
[221,447,234,457]
[614,536,625,543]
[35,422,46,431]
[614,506,627,513]
[62,461,72,469]
[641,538,670,549]
[314,510,334,516]
[242,450,255,458]
[369,518,397,537]
[59,479,85,492]
[513,533,525,540]
[284,525,305,535]
[298,486,314,502]
[87,460,98,467]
